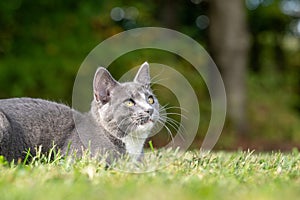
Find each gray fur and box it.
[0,62,159,162]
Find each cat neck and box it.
[121,123,152,159]
[121,134,146,160]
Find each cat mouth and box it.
[139,117,154,125]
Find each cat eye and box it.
[125,99,135,107]
[148,96,155,104]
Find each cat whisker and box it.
[116,116,139,138]
[166,121,186,142]
[158,115,186,142]
[160,116,180,129]
[159,105,189,114]
[116,116,131,129]
[159,112,188,120]
[156,119,175,145]
[128,122,137,134]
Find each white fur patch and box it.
[122,123,153,159]
[138,92,152,110]
[121,135,146,160]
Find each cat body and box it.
[0,62,159,162]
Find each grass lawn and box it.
[0,149,299,200]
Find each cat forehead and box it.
[113,82,150,97]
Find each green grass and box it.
[0,149,299,200]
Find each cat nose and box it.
[145,108,154,115]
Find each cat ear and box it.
[93,67,119,104]
[134,62,151,88]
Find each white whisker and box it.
[159,112,188,120]
[156,120,175,144]
[157,103,188,143]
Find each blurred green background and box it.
[0,0,299,151]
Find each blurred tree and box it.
[156,0,179,29]
[247,0,290,72]
[209,0,250,135]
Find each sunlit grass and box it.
[0,149,299,200]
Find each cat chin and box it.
[137,121,154,131]
[126,122,153,139]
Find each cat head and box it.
[92,62,159,140]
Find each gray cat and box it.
[0,62,159,163]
